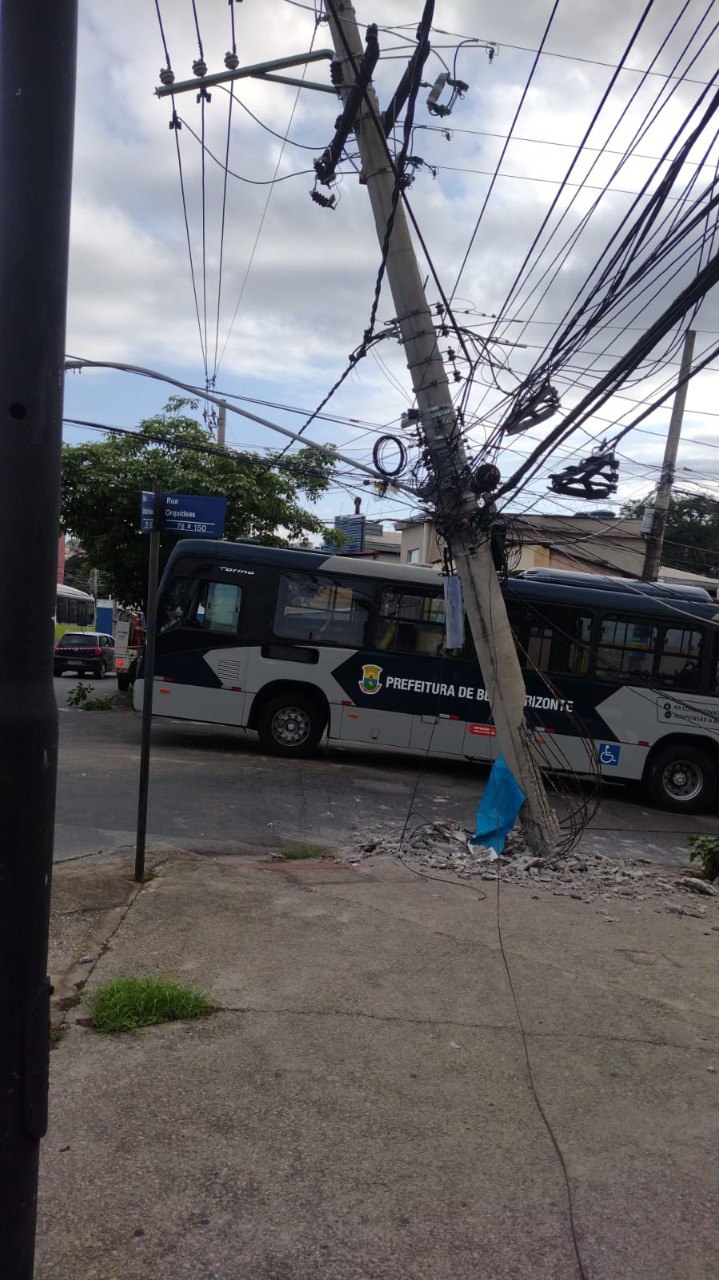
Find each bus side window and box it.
[655,626,704,690]
[194,581,242,633]
[376,588,445,657]
[274,572,373,647]
[551,612,592,676]
[57,594,68,625]
[159,577,242,634]
[513,607,592,676]
[158,576,196,632]
[596,615,656,681]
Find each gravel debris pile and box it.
[341,821,719,917]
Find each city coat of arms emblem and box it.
[359,664,383,695]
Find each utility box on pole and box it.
[323,0,559,854]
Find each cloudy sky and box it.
[64,0,719,531]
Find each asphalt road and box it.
[53,683,719,867]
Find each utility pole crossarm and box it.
[323,0,559,855]
[155,49,336,98]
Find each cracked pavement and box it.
[37,844,718,1280]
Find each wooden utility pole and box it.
[641,328,695,582]
[325,0,559,854]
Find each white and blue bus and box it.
[135,539,719,813]
[55,582,96,641]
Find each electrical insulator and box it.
[159,67,175,86]
[192,58,207,78]
[225,52,239,71]
[330,59,344,87]
[310,189,336,209]
[426,73,449,112]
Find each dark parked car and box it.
[54,631,115,678]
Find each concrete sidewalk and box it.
[38,846,718,1280]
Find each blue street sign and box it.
[140,492,227,538]
[140,491,157,533]
[161,493,227,537]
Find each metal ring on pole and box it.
[372,434,407,478]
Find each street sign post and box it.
[134,490,227,880]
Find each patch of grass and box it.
[281,843,327,860]
[87,975,214,1034]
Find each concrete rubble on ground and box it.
[341,821,718,916]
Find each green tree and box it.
[60,398,336,606]
[623,494,719,577]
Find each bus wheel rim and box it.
[272,706,311,746]
[662,759,703,802]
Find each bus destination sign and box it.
[140,491,227,538]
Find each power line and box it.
[380,19,714,87]
[215,13,322,376]
[450,0,562,300]
[416,123,718,170]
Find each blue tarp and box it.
[469,755,526,854]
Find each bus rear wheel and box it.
[257,691,325,758]
[644,744,717,813]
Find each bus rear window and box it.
[274,572,373,647]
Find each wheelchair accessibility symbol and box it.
[599,743,621,766]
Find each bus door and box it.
[152,574,248,725]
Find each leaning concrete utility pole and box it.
[641,328,695,582]
[324,0,559,854]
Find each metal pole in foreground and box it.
[0,2,79,1275]
[135,488,162,882]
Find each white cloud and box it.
[65,0,719,522]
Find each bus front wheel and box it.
[644,743,717,813]
[256,691,325,758]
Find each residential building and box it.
[395,512,719,594]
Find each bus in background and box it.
[55,583,95,640]
[134,540,719,814]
